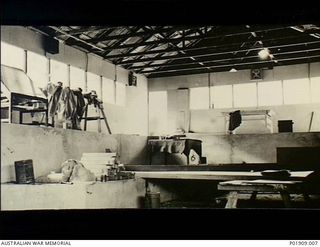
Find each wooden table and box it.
[132,171,313,181]
[218,179,311,208]
[129,170,314,206]
[222,109,273,134]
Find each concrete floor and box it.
[160,193,320,209]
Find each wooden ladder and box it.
[83,102,112,134]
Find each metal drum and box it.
[145,192,161,208]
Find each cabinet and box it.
[148,138,202,165]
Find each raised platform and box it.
[1,179,145,210]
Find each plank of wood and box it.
[133,171,261,180]
[218,184,276,192]
[289,171,314,177]
[225,191,239,208]
[132,171,314,181]
[243,179,303,185]
[218,179,305,193]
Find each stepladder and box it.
[83,100,112,134]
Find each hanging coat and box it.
[48,85,63,117]
[60,87,77,121]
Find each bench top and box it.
[218,179,306,192]
[132,171,314,181]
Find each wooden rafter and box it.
[29,25,320,78]
[114,27,209,64]
[118,36,319,65]
[85,26,206,43]
[132,48,320,71]
[146,55,320,78]
[102,26,291,51]
[65,26,108,35]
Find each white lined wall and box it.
[149,63,320,134]
[1,26,148,135]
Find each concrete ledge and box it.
[1,178,145,210]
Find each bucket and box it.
[278,120,293,133]
[145,192,161,208]
[14,159,35,184]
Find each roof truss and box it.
[29,24,320,78]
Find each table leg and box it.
[250,191,258,202]
[280,191,292,208]
[225,191,239,208]
[149,146,153,165]
[19,112,23,124]
[303,193,311,207]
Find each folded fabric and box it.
[61,159,95,182]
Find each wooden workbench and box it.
[132,171,313,181]
[127,170,314,206]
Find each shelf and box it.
[12,106,47,113]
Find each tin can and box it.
[14,159,35,184]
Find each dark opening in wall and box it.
[43,36,59,54]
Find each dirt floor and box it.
[160,193,320,209]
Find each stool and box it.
[218,179,310,208]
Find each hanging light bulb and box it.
[258,48,270,60]
[229,68,237,72]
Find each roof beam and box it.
[117,38,320,65]
[47,26,105,52]
[65,26,109,35]
[102,26,290,51]
[147,56,320,78]
[102,35,312,60]
[103,28,216,59]
[129,47,320,70]
[120,27,181,70]
[64,27,117,47]
[142,54,320,75]
[151,29,208,71]
[86,26,205,43]
[113,27,210,64]
[112,26,178,64]
[102,26,143,56]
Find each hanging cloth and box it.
[60,87,77,121]
[48,85,63,117]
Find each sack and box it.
[61,159,95,182]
